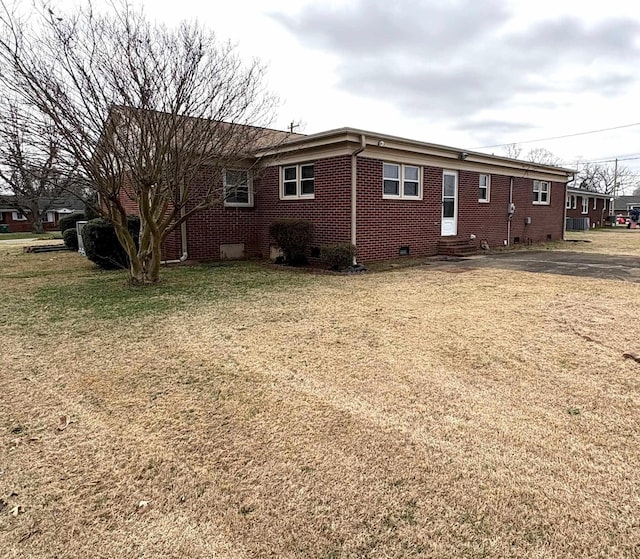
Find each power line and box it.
[474,122,640,149]
[558,154,640,166]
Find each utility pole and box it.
[614,158,618,198]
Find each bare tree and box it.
[502,143,523,159]
[0,100,81,232]
[571,162,636,195]
[0,1,278,284]
[525,148,563,167]
[502,144,562,166]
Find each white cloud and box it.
[53,0,640,175]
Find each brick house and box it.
[113,124,574,263]
[0,195,84,233]
[565,188,613,229]
[151,127,573,263]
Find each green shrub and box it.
[269,219,314,265]
[320,243,357,270]
[62,227,79,251]
[58,212,85,234]
[81,217,140,270]
[84,201,100,221]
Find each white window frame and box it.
[42,211,56,223]
[566,195,575,209]
[593,197,597,210]
[382,163,422,200]
[533,180,550,205]
[280,163,315,200]
[581,196,588,214]
[223,169,253,207]
[479,174,490,203]
[11,211,27,221]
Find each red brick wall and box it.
[181,166,258,260]
[505,177,565,245]
[115,156,567,263]
[354,160,566,260]
[356,159,440,261]
[0,211,61,233]
[254,155,352,257]
[566,194,610,227]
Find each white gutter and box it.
[351,134,366,264]
[562,177,573,240]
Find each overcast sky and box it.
[76,1,640,177]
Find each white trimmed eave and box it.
[566,188,613,199]
[254,128,575,183]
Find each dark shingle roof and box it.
[614,196,640,212]
[0,194,85,212]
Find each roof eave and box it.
[256,127,575,180]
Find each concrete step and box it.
[23,244,70,253]
[437,237,479,257]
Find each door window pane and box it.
[443,199,455,218]
[443,175,456,197]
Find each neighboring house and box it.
[613,196,640,218]
[0,195,85,232]
[565,188,613,229]
[120,126,574,262]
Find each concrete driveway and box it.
[451,250,640,282]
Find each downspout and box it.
[562,175,573,240]
[351,134,366,264]
[161,181,189,264]
[507,177,514,246]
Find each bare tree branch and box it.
[0,0,281,283]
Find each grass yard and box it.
[0,231,62,241]
[560,227,640,257]
[1,232,640,558]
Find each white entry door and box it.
[441,170,458,236]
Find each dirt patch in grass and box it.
[2,251,640,557]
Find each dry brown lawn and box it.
[560,227,640,257]
[1,232,640,558]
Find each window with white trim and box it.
[593,197,597,210]
[11,211,27,221]
[42,211,55,223]
[281,164,314,199]
[479,174,490,202]
[223,169,252,207]
[533,180,550,205]
[383,163,421,199]
[566,195,575,209]
[581,196,588,214]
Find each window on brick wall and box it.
[223,169,252,207]
[566,195,575,209]
[281,164,314,199]
[581,196,588,214]
[533,180,550,205]
[593,197,597,210]
[383,163,421,199]
[479,174,490,202]
[42,211,55,222]
[11,211,27,221]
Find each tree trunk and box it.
[143,246,162,283]
[128,257,145,285]
[31,218,44,234]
